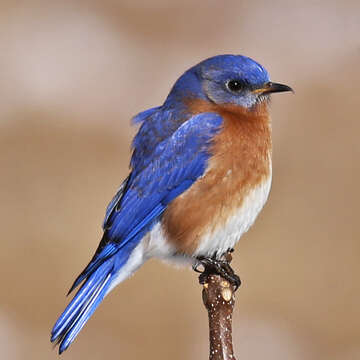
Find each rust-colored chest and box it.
[162,101,272,256]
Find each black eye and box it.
[226,80,245,93]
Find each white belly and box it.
[193,174,272,258]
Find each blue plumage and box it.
[102,176,129,229]
[51,54,291,354]
[51,259,114,353]
[51,112,223,352]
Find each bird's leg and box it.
[194,250,241,290]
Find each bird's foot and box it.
[193,253,241,290]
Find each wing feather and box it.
[70,112,223,292]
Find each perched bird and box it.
[51,54,292,353]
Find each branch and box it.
[201,255,237,360]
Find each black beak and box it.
[264,82,293,94]
[253,82,294,95]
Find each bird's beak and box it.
[252,82,294,95]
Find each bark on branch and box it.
[201,257,237,360]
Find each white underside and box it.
[194,173,272,257]
[106,169,272,295]
[105,222,181,295]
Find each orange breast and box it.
[161,100,272,256]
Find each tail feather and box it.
[67,242,117,295]
[51,260,114,354]
[52,237,144,353]
[58,273,112,353]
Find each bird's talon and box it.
[194,256,241,290]
[199,272,208,285]
[192,262,204,273]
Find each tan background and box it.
[1,1,359,359]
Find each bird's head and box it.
[166,54,292,109]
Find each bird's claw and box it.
[195,255,241,290]
[192,262,204,273]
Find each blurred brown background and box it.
[1,1,359,359]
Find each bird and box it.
[51,54,292,353]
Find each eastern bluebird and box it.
[51,54,292,353]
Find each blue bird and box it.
[51,54,292,353]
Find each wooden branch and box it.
[201,256,237,360]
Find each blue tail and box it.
[51,259,115,354]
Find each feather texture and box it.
[51,112,223,351]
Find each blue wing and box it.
[74,111,223,287]
[102,175,130,229]
[51,111,223,353]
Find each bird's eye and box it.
[226,80,246,93]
